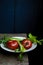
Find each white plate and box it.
[0,37,37,53]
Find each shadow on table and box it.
[28,45,43,65]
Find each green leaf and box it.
[17,41,26,52]
[37,40,42,45]
[28,33,37,43]
[18,53,23,61]
[39,39,43,42]
[28,33,43,45]
[9,37,22,41]
[15,48,20,52]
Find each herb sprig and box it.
[28,33,43,45]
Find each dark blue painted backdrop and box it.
[0,0,14,33]
[0,0,42,35]
[15,0,38,33]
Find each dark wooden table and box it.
[0,34,29,65]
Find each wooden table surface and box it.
[0,34,29,65]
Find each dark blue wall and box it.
[15,0,38,33]
[0,0,14,33]
[0,0,42,35]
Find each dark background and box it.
[0,0,43,65]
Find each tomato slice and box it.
[6,40,19,50]
[22,39,32,49]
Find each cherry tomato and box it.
[22,39,32,49]
[6,40,19,50]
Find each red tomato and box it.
[22,39,32,49]
[6,40,19,50]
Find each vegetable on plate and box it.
[0,33,43,61]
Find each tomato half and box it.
[6,40,19,50]
[22,39,32,49]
